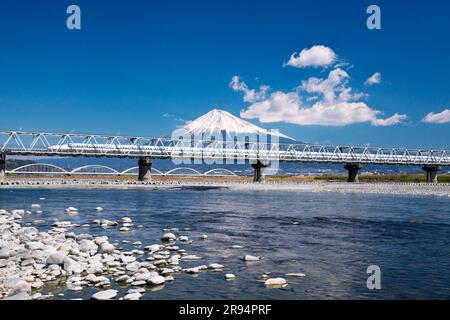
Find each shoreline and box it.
[1,178,450,197]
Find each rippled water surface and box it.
[2,187,450,299]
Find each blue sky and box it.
[0,0,449,148]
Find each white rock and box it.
[69,286,83,291]
[122,217,132,223]
[120,256,136,264]
[95,207,103,212]
[264,278,287,286]
[161,233,177,241]
[66,207,78,213]
[179,236,189,242]
[231,245,244,249]
[5,278,32,296]
[126,262,141,272]
[181,255,202,260]
[100,242,115,254]
[168,255,180,265]
[91,289,117,300]
[79,239,98,255]
[208,263,224,269]
[184,267,200,274]
[52,221,72,228]
[63,257,84,274]
[224,274,236,280]
[147,275,166,285]
[128,288,146,294]
[46,253,66,265]
[31,280,44,289]
[124,292,142,300]
[90,276,110,284]
[201,234,208,239]
[243,255,262,262]
[115,275,131,283]
[3,292,31,300]
[100,220,118,227]
[31,204,41,209]
[31,293,42,300]
[285,273,306,278]
[0,249,10,259]
[94,236,108,246]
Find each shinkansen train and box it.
[46,143,447,163]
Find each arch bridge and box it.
[6,163,238,177]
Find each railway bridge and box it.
[1,130,449,183]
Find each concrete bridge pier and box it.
[344,163,363,183]
[252,160,268,183]
[0,154,5,181]
[422,165,442,183]
[138,158,152,181]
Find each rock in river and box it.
[285,273,306,278]
[243,255,262,262]
[161,233,177,242]
[124,292,142,300]
[147,275,166,286]
[91,289,118,300]
[264,278,287,287]
[66,207,78,214]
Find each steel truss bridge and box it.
[1,130,450,166]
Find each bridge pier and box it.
[0,154,5,181]
[252,160,268,183]
[422,165,442,183]
[138,158,152,181]
[344,163,363,183]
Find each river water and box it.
[1,187,450,299]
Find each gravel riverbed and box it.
[1,179,450,197]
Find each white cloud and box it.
[229,76,269,103]
[365,72,382,86]
[422,109,450,124]
[285,45,336,68]
[371,113,407,126]
[234,69,406,127]
[300,68,367,104]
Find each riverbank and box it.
[1,177,450,197]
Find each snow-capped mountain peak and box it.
[171,109,293,140]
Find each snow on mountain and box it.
[171,109,293,140]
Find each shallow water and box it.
[1,187,450,299]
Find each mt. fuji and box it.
[171,109,293,140]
